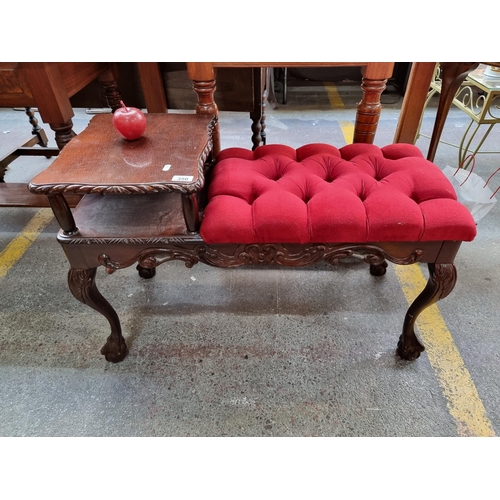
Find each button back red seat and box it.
[200,143,477,244]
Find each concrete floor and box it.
[1,77,500,439]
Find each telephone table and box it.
[28,112,217,362]
[27,109,477,365]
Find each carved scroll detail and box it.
[97,243,425,273]
[199,244,423,268]
[68,267,95,304]
[433,263,457,300]
[99,247,200,273]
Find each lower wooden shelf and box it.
[0,183,82,208]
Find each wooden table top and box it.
[29,113,217,196]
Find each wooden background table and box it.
[0,62,121,207]
[136,62,395,157]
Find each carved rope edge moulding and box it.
[27,117,217,196]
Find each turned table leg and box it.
[186,63,221,157]
[250,68,267,150]
[49,68,124,150]
[48,194,78,235]
[181,192,200,233]
[397,263,457,360]
[97,67,122,112]
[25,107,50,148]
[50,121,77,150]
[68,267,128,363]
[353,75,388,144]
[0,108,57,181]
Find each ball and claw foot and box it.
[396,334,425,361]
[100,334,128,363]
[137,264,156,279]
[370,261,388,276]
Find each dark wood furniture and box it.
[137,63,269,151]
[0,62,121,207]
[29,112,216,361]
[28,62,476,365]
[137,62,395,152]
[186,62,395,152]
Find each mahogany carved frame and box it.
[60,225,461,363]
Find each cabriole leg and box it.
[68,267,128,362]
[397,263,457,360]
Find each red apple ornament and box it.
[112,101,147,140]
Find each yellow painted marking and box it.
[325,82,345,109]
[328,82,494,436]
[325,82,353,144]
[0,209,53,278]
[339,122,354,146]
[395,264,496,437]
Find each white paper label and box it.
[162,164,172,171]
[172,175,194,182]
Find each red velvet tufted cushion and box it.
[200,143,477,244]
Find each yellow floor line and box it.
[325,82,354,144]
[0,209,53,278]
[394,265,495,437]
[327,81,495,436]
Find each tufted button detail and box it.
[201,143,477,244]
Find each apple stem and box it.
[120,100,128,111]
